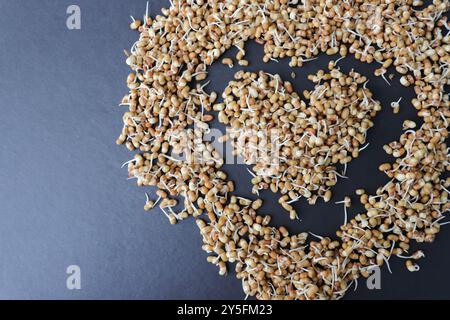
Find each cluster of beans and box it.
[214,67,381,219]
[118,0,450,300]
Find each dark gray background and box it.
[0,0,449,300]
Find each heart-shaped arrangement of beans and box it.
[117,0,450,300]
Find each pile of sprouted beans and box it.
[117,0,450,300]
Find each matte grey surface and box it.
[0,0,449,300]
